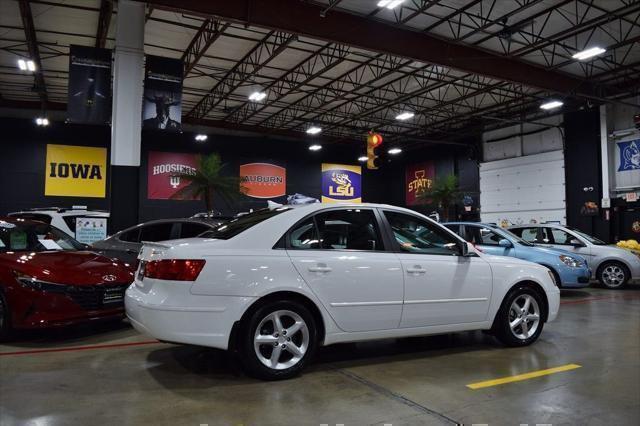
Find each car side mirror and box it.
[445,241,469,256]
[569,238,584,247]
[498,238,513,248]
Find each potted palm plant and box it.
[417,174,461,222]
[171,153,246,213]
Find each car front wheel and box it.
[493,286,545,347]
[240,300,317,380]
[598,261,629,289]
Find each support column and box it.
[110,0,145,231]
[599,105,610,202]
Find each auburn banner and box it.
[45,144,107,198]
[239,163,286,199]
[142,55,183,131]
[67,45,112,124]
[321,163,362,203]
[147,151,198,200]
[406,161,435,206]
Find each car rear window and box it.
[9,213,52,224]
[199,208,291,240]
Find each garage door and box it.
[480,150,566,225]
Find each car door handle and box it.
[308,265,332,273]
[406,266,426,274]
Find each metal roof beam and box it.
[18,0,47,110]
[181,18,229,77]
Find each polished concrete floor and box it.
[1,287,639,426]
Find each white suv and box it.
[8,207,110,238]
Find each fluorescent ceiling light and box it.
[388,148,402,155]
[248,91,267,101]
[308,144,322,151]
[27,60,36,72]
[377,0,406,9]
[306,126,322,135]
[572,47,606,61]
[540,100,563,110]
[195,134,208,141]
[358,156,368,162]
[395,111,414,121]
[35,117,49,126]
[18,59,27,70]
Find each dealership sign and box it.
[147,151,198,200]
[321,163,362,203]
[406,161,435,206]
[239,163,286,199]
[45,144,107,198]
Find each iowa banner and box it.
[67,45,112,124]
[143,55,183,131]
[147,151,198,200]
[321,163,362,203]
[45,144,107,198]
[406,161,435,206]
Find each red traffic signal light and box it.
[366,132,383,170]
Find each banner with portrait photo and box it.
[321,164,362,203]
[405,161,435,206]
[147,151,198,200]
[143,55,183,131]
[67,45,112,124]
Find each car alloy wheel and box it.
[600,263,627,289]
[508,294,541,340]
[253,309,310,370]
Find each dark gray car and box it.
[91,218,225,264]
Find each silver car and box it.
[509,224,640,289]
[91,218,225,264]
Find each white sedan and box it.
[126,203,560,380]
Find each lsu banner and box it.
[67,45,112,124]
[147,151,198,200]
[239,163,286,198]
[45,144,107,198]
[143,55,183,131]
[406,161,435,206]
[321,163,362,203]
[617,139,640,171]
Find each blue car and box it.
[444,222,591,288]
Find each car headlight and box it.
[559,255,583,268]
[13,271,68,293]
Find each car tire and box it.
[597,261,629,289]
[0,291,12,342]
[493,285,545,347]
[239,300,318,380]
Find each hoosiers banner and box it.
[45,144,107,198]
[321,164,362,203]
[67,45,112,124]
[143,55,183,131]
[147,151,198,200]
[406,161,435,206]
[239,163,286,198]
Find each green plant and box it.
[170,153,246,212]
[417,174,461,221]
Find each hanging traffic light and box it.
[366,131,383,170]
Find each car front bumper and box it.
[125,280,255,350]
[558,267,592,288]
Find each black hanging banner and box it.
[142,55,183,131]
[67,45,112,124]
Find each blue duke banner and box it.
[617,139,640,172]
[321,163,362,203]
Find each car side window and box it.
[288,218,320,249]
[384,211,458,255]
[314,209,384,251]
[477,226,503,245]
[139,223,173,242]
[512,227,538,242]
[118,228,141,243]
[179,222,211,238]
[543,228,574,245]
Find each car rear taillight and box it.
[143,259,206,281]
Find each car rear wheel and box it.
[598,261,629,289]
[240,300,317,380]
[0,291,12,342]
[493,286,545,347]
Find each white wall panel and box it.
[480,150,565,225]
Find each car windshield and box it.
[198,208,292,240]
[491,226,535,246]
[0,220,85,252]
[565,227,607,245]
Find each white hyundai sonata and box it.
[126,203,560,380]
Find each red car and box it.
[0,217,134,340]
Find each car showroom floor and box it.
[1,287,639,426]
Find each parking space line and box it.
[0,340,162,356]
[466,363,582,390]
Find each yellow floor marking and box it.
[466,363,582,390]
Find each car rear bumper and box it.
[125,280,255,350]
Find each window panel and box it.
[384,211,457,255]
